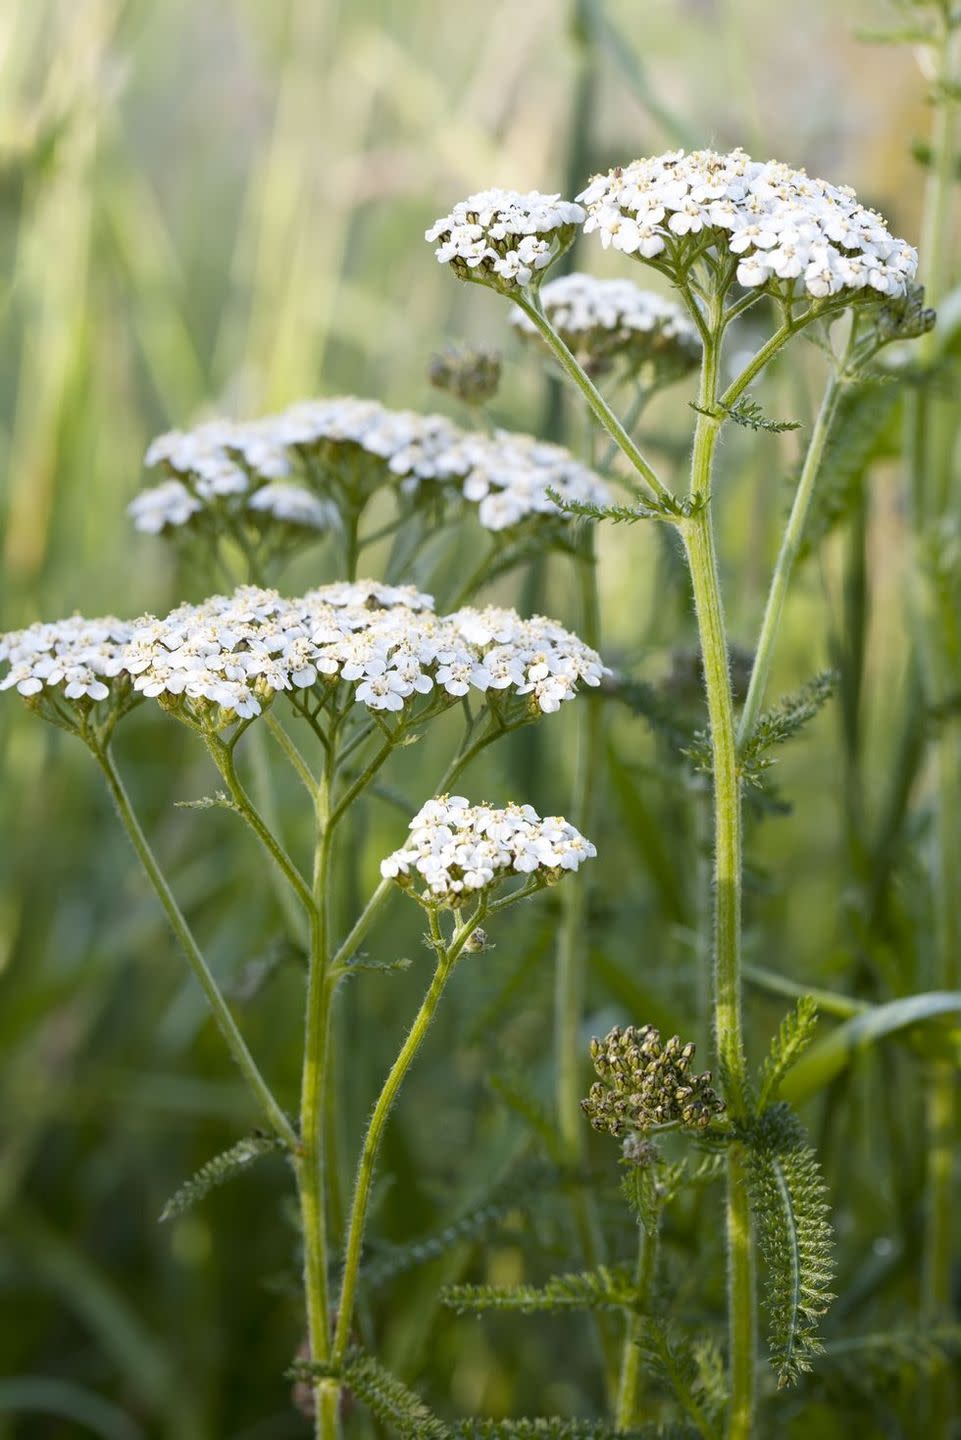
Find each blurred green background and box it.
[0,1,950,1436]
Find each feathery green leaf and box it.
[442,1265,639,1316]
[159,1134,287,1221]
[745,1105,835,1386]
[756,997,819,1111]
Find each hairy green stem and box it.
[682,305,755,1438]
[206,735,313,914]
[300,759,336,1436]
[737,365,845,745]
[615,1181,658,1431]
[93,745,296,1148]
[905,21,961,1435]
[515,291,671,504]
[332,909,481,1365]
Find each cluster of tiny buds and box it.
[380,795,596,908]
[511,272,700,381]
[428,346,502,405]
[133,395,608,538]
[426,189,585,291]
[582,1024,725,1137]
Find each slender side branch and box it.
[331,908,483,1364]
[737,365,845,746]
[515,290,672,504]
[94,745,297,1149]
[207,734,314,913]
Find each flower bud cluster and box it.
[1,584,606,729]
[428,346,502,405]
[582,1024,725,1136]
[426,189,585,291]
[579,148,917,301]
[380,794,596,905]
[511,272,700,380]
[134,396,609,538]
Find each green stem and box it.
[515,291,671,505]
[905,22,961,1436]
[331,909,479,1364]
[615,1179,658,1431]
[682,307,755,1438]
[265,711,318,798]
[206,735,313,914]
[300,758,336,1432]
[93,745,297,1149]
[737,365,845,746]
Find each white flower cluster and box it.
[511,272,700,377]
[0,616,134,701]
[1,585,606,725]
[426,189,585,289]
[380,794,596,903]
[435,427,611,532]
[579,149,918,300]
[135,396,608,536]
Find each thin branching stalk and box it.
[331,905,485,1368]
[93,744,297,1149]
[300,748,337,1437]
[738,357,847,746]
[615,1171,659,1430]
[904,15,961,1433]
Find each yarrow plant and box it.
[3,80,953,1437]
[426,142,931,1440]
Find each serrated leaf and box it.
[160,1134,286,1221]
[173,790,237,812]
[756,997,819,1111]
[292,1349,449,1439]
[745,1105,835,1386]
[739,673,836,783]
[443,1265,639,1316]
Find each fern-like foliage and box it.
[544,487,707,525]
[703,396,800,433]
[632,1317,725,1440]
[756,997,819,1110]
[488,1072,566,1162]
[798,381,899,561]
[159,1133,287,1221]
[738,672,836,784]
[294,1349,450,1439]
[443,1265,638,1316]
[363,1158,566,1288]
[450,1420,655,1439]
[744,1104,835,1387]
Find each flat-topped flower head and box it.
[380,794,596,907]
[136,396,609,546]
[579,148,918,303]
[7,583,605,737]
[511,272,700,382]
[426,189,585,294]
[582,1023,725,1137]
[0,614,138,733]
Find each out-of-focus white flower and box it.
[510,272,700,380]
[426,189,585,291]
[380,794,596,904]
[579,149,918,302]
[247,484,338,531]
[137,396,607,540]
[128,481,203,534]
